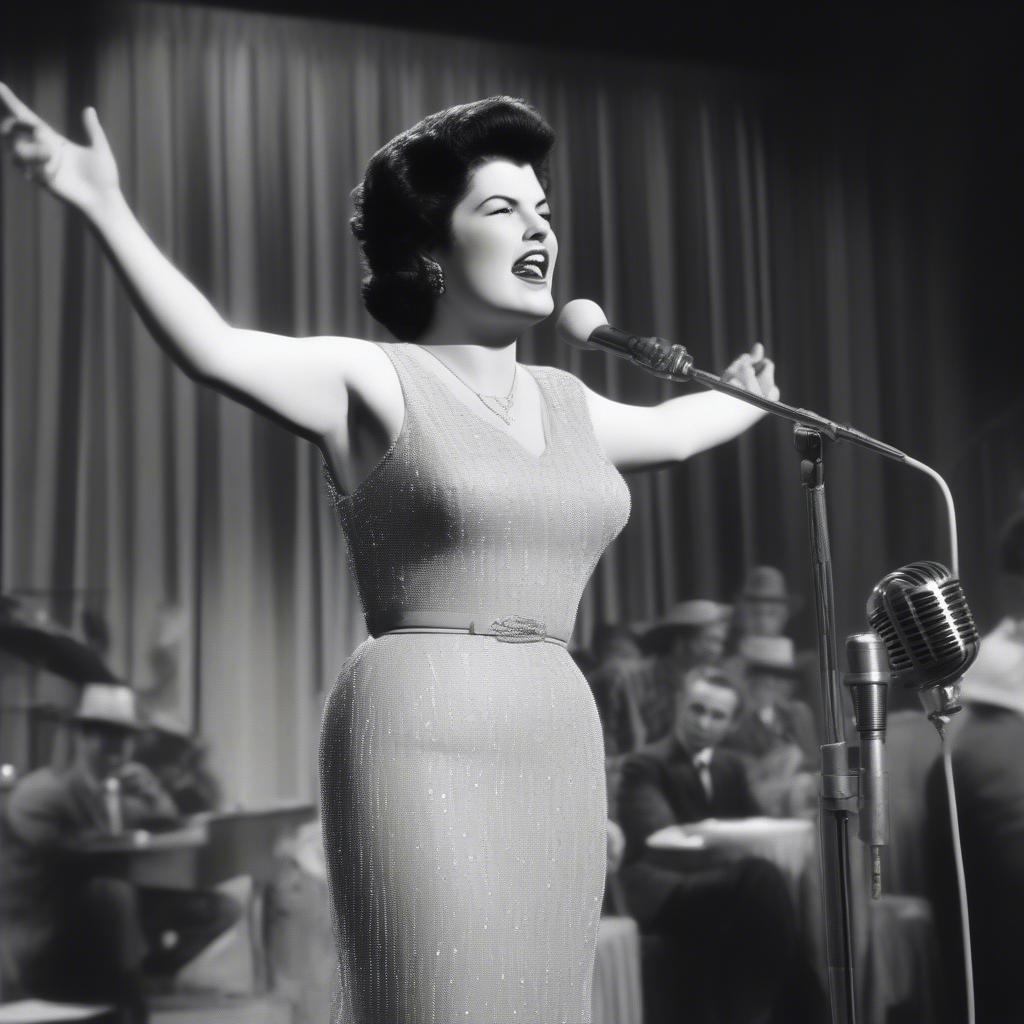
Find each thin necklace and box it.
[417,345,518,426]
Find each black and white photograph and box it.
[0,3,1021,1023]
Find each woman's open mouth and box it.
[511,249,549,283]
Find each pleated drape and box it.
[1,3,970,800]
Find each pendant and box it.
[479,394,515,425]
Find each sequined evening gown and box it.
[319,341,631,1023]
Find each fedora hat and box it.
[639,600,732,654]
[72,682,142,732]
[739,635,801,675]
[737,566,802,612]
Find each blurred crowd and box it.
[578,566,829,1022]
[580,565,821,824]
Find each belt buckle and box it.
[489,614,547,643]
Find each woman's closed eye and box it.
[487,205,553,222]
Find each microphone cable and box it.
[938,729,976,1024]
[904,455,960,577]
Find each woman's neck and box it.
[413,298,539,392]
[413,330,519,393]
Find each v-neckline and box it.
[404,343,553,461]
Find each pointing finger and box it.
[0,82,42,127]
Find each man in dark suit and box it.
[722,635,818,816]
[618,666,824,1023]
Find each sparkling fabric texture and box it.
[319,341,632,1023]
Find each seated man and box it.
[0,683,238,1021]
[618,666,824,1023]
[632,600,734,745]
[722,635,818,816]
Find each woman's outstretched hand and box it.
[0,82,119,211]
[722,342,779,402]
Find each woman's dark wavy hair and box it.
[350,96,555,341]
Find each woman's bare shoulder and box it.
[339,336,403,410]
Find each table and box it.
[70,801,316,889]
[69,801,316,990]
[644,816,816,908]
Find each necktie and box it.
[695,750,713,802]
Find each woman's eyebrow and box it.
[474,194,551,211]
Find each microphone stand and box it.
[796,427,858,1024]
[634,340,910,1024]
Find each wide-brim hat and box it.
[736,565,802,613]
[72,682,143,732]
[638,600,732,655]
[739,635,801,676]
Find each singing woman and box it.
[1,87,777,1022]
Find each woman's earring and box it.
[423,257,446,296]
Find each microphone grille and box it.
[556,300,608,347]
[866,560,980,689]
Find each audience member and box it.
[732,566,799,640]
[0,684,238,1021]
[722,636,817,816]
[926,507,1024,1022]
[618,666,823,1022]
[590,602,731,819]
[728,565,822,732]
[629,599,732,744]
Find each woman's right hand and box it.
[0,81,120,211]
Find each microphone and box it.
[556,299,693,379]
[844,632,891,899]
[866,561,981,727]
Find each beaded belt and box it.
[375,611,568,647]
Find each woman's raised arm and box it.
[580,345,779,472]
[0,83,357,441]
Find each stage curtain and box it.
[1,2,977,801]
